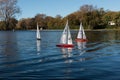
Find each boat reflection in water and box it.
[77,42,86,50]
[36,40,41,55]
[77,41,87,62]
[60,41,87,63]
[61,48,73,63]
[61,47,73,76]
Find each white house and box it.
[108,21,116,25]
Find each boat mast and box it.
[66,20,69,44]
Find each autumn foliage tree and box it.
[0,0,20,30]
[0,3,120,30]
[15,4,120,30]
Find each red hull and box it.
[75,38,87,42]
[56,44,74,48]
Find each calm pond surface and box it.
[0,30,120,79]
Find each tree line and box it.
[0,0,120,30]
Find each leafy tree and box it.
[45,16,54,29]
[9,18,18,29]
[0,21,6,30]
[14,4,120,30]
[34,14,47,29]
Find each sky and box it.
[17,0,120,20]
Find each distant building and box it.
[108,21,116,25]
[40,27,43,30]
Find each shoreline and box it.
[30,29,120,31]
[1,29,120,31]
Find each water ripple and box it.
[0,31,120,79]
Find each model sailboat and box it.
[56,20,74,48]
[36,23,41,40]
[75,23,87,42]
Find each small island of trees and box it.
[0,0,120,30]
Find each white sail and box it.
[77,23,86,39]
[82,26,86,39]
[36,23,41,40]
[77,23,82,39]
[60,21,68,44]
[67,24,73,44]
[60,20,73,44]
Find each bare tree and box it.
[0,0,20,30]
[80,4,96,13]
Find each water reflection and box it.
[2,31,19,67]
[61,48,73,63]
[77,42,86,50]
[86,30,120,42]
[61,48,73,78]
[36,40,41,55]
[77,41,86,56]
[70,41,87,62]
[1,30,120,79]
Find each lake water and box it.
[0,30,120,79]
